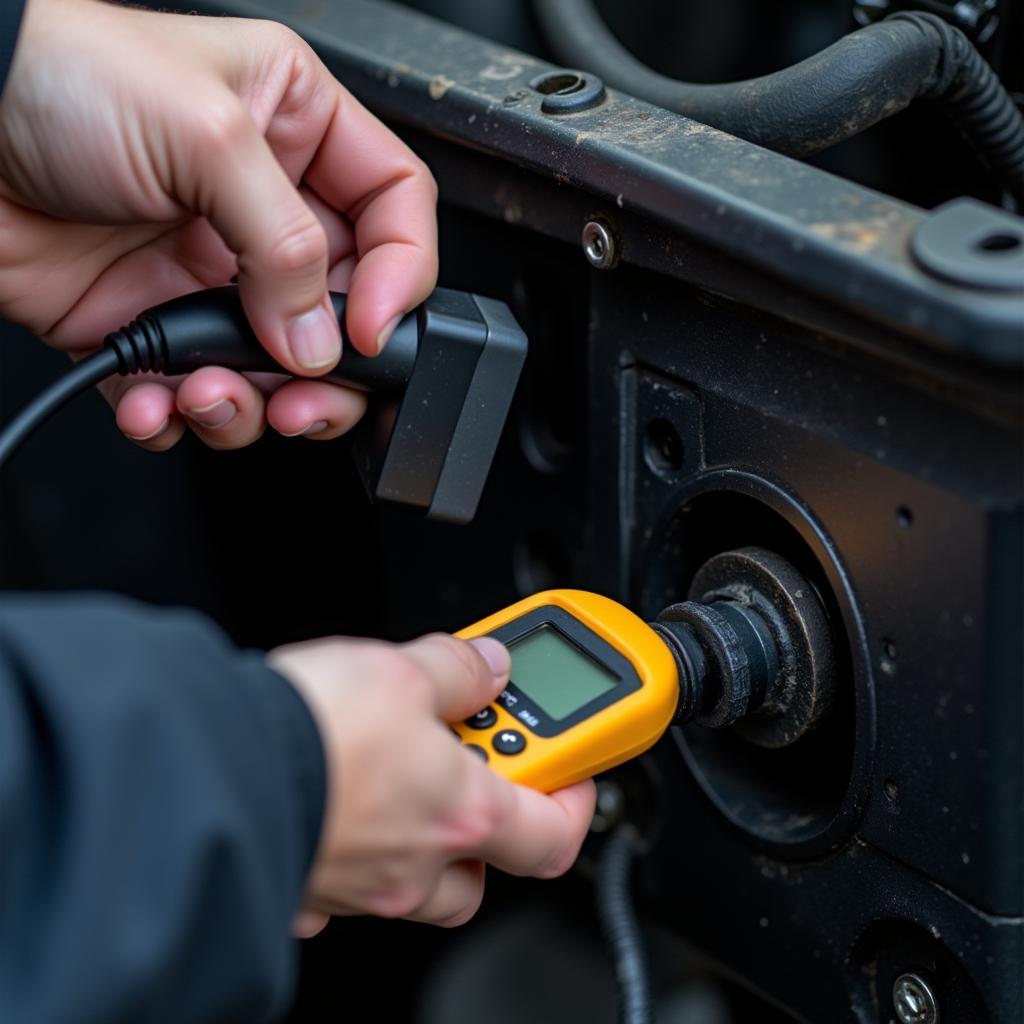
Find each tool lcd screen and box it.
[508,624,618,720]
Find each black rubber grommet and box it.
[530,69,607,114]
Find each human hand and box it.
[0,0,437,450]
[269,634,597,934]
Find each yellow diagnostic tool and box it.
[453,590,679,792]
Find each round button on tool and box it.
[464,744,489,762]
[466,706,498,729]
[492,729,526,756]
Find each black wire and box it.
[0,348,120,469]
[0,287,394,473]
[597,826,654,1024]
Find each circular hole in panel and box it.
[644,418,685,476]
[974,232,1022,254]
[897,506,914,529]
[532,72,586,96]
[639,472,872,855]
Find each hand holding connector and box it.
[0,286,527,524]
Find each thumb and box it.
[191,96,339,374]
[401,634,511,723]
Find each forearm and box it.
[0,594,324,1023]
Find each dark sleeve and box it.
[0,0,26,97]
[0,594,326,1024]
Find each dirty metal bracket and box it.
[162,0,1024,365]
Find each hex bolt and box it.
[582,220,618,269]
[893,972,939,1024]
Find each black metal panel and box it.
[138,1,1024,1020]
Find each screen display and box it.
[508,624,618,720]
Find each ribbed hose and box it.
[533,2,1024,206]
[910,12,1024,207]
[597,827,654,1024]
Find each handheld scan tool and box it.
[453,590,679,792]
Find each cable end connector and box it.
[104,315,171,376]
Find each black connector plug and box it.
[0,286,528,524]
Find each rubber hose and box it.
[534,2,1024,205]
[597,827,653,1024]
[906,12,1024,207]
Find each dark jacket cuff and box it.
[0,0,27,99]
[244,658,327,873]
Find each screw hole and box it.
[896,506,913,529]
[644,418,684,476]
[532,72,586,97]
[974,232,1022,254]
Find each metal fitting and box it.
[893,972,940,1024]
[582,220,618,269]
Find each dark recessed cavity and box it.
[644,418,684,476]
[974,232,1022,254]
[532,72,586,96]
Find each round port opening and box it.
[643,418,684,477]
[639,471,872,856]
[973,231,1021,254]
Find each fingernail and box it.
[469,636,510,678]
[185,399,237,429]
[287,306,341,369]
[281,419,329,438]
[126,417,169,442]
[375,315,402,355]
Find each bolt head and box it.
[893,973,939,1024]
[582,220,617,269]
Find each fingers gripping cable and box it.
[0,287,527,524]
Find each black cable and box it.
[0,349,120,469]
[533,2,1024,206]
[0,287,420,471]
[597,826,654,1024]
